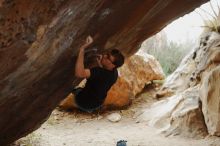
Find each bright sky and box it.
[164,0,219,43]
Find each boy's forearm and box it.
[74,35,93,77]
[75,46,86,77]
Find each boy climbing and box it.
[60,36,125,112]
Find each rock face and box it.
[139,31,220,137]
[200,55,220,135]
[139,86,207,138]
[200,66,220,136]
[0,0,208,145]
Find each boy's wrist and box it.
[82,43,89,49]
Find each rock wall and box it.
[0,0,208,145]
[200,66,220,136]
[140,31,220,137]
[139,86,207,138]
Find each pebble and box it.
[97,115,103,120]
[54,116,59,120]
[107,113,122,122]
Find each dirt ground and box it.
[14,87,220,146]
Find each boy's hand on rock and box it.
[83,35,93,48]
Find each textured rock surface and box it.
[200,66,220,136]
[158,32,220,95]
[157,51,196,94]
[139,86,207,138]
[141,31,220,137]
[198,32,220,135]
[60,52,164,110]
[0,0,208,145]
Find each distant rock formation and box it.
[0,0,208,145]
[139,31,220,137]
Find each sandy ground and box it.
[14,88,220,146]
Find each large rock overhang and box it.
[0,0,209,145]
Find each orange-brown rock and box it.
[59,93,77,110]
[103,77,132,110]
[0,0,208,145]
[104,51,164,109]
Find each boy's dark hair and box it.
[110,49,125,68]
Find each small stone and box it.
[54,116,59,120]
[107,113,121,122]
[97,115,103,120]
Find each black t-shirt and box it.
[75,67,118,110]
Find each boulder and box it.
[158,32,220,95]
[200,66,220,136]
[197,32,220,136]
[143,32,220,137]
[104,51,164,109]
[139,86,207,138]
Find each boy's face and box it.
[101,52,116,70]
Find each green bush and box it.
[141,31,195,76]
[146,40,194,76]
